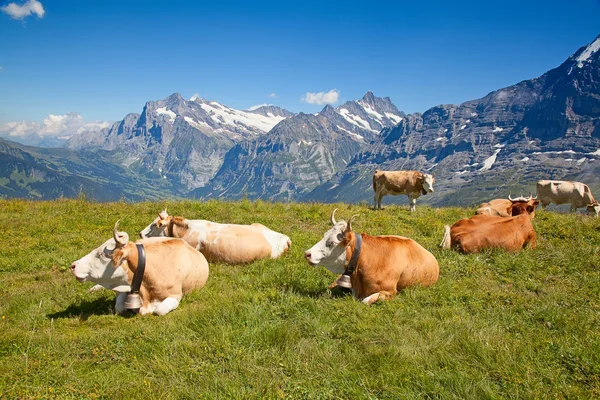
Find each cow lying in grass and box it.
[476,194,540,218]
[70,221,209,316]
[140,210,291,264]
[304,209,439,304]
[441,202,537,253]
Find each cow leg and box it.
[409,197,417,212]
[541,201,549,209]
[374,190,384,210]
[114,292,127,314]
[570,204,577,213]
[153,297,181,316]
[361,291,394,305]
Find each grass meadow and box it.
[0,198,599,399]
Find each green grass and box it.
[1,198,599,399]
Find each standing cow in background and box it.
[536,180,598,213]
[373,170,435,212]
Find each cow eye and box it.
[336,233,344,241]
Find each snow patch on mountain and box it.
[199,102,286,133]
[576,36,600,67]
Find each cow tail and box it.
[439,225,451,249]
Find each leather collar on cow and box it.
[343,233,362,277]
[130,244,146,295]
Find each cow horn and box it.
[508,193,515,201]
[113,220,129,248]
[345,215,359,233]
[159,208,168,219]
[330,208,338,225]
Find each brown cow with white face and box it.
[304,209,439,304]
[70,221,209,316]
[476,194,540,218]
[440,202,537,253]
[140,210,291,264]
[587,201,600,218]
[373,170,435,212]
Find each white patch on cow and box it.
[153,297,181,316]
[259,226,291,258]
[305,221,348,274]
[480,148,502,171]
[361,293,381,304]
[385,112,403,124]
[70,238,130,289]
[156,107,176,122]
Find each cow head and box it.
[140,209,171,238]
[420,173,435,195]
[587,201,600,217]
[507,194,540,219]
[69,221,131,291]
[304,209,356,274]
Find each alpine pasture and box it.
[1,198,599,398]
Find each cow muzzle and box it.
[70,263,86,283]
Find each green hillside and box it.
[1,199,599,398]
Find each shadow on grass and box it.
[47,297,137,321]
[284,282,353,299]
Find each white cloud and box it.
[248,103,272,111]
[0,112,111,139]
[301,89,340,105]
[1,0,45,20]
[268,93,277,98]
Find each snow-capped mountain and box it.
[305,35,600,205]
[191,92,405,200]
[65,93,294,189]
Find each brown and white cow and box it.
[304,209,439,304]
[476,194,540,218]
[536,180,598,212]
[440,202,537,253]
[140,210,291,264]
[373,170,435,212]
[70,221,209,316]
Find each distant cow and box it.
[440,202,537,253]
[70,221,209,316]
[304,209,439,304]
[536,180,597,212]
[373,170,435,212]
[476,194,540,218]
[140,210,291,264]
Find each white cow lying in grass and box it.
[70,221,209,316]
[140,209,291,264]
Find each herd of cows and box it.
[68,170,600,315]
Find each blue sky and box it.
[0,0,599,140]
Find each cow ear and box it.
[111,248,129,267]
